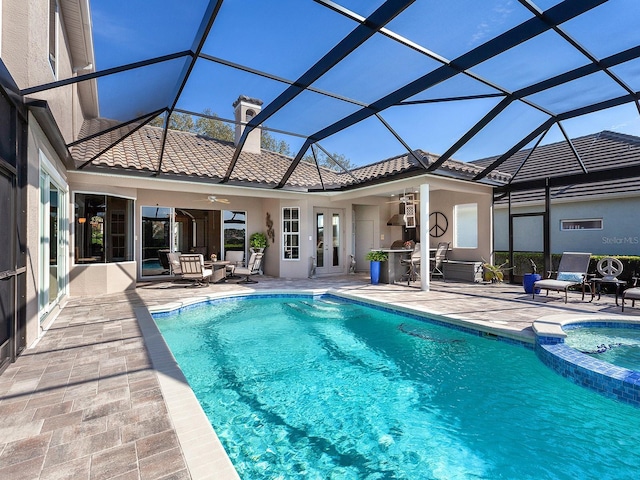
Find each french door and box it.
[38,165,67,321]
[314,208,343,275]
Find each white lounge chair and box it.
[533,252,591,303]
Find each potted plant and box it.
[249,232,268,253]
[365,250,388,285]
[482,258,512,283]
[523,258,541,294]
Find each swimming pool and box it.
[154,295,640,479]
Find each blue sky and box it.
[89,0,640,165]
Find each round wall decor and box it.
[429,211,448,237]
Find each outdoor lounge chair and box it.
[533,252,592,303]
[178,253,213,286]
[235,252,263,284]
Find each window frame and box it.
[282,206,300,261]
[560,218,603,231]
[74,192,135,264]
[48,0,59,77]
[222,209,247,258]
[39,151,68,318]
[453,203,478,249]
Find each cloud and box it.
[470,1,516,46]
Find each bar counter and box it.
[378,248,413,284]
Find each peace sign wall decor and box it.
[429,211,448,238]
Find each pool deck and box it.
[1,274,637,479]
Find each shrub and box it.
[495,251,640,285]
[365,250,388,262]
[249,232,268,249]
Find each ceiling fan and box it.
[197,195,230,204]
[386,192,415,204]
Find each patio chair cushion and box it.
[624,288,640,301]
[557,272,584,283]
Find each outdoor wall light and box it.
[78,217,86,224]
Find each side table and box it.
[590,278,626,306]
[204,260,230,283]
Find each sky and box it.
[88,0,640,166]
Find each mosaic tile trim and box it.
[563,321,640,331]
[152,293,317,318]
[536,341,640,408]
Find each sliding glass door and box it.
[141,206,229,277]
[141,206,172,277]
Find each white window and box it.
[283,207,300,260]
[48,0,58,76]
[454,203,477,248]
[560,219,603,231]
[75,193,134,264]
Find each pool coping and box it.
[148,288,537,344]
[136,305,241,480]
[532,313,640,407]
[138,288,539,478]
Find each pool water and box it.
[154,296,640,479]
[565,325,640,371]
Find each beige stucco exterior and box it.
[66,170,495,285]
[2,0,97,347]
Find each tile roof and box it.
[471,131,640,204]
[71,118,510,190]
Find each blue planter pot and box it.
[370,261,381,285]
[523,273,541,294]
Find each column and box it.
[420,183,429,292]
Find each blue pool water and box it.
[565,325,640,372]
[154,296,640,479]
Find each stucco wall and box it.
[495,196,640,255]
[261,198,280,278]
[3,0,83,142]
[428,189,493,263]
[69,262,136,296]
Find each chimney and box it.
[233,95,263,154]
